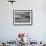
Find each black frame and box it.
[13,10,33,26]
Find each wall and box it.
[0,0,46,42]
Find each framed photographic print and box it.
[13,10,32,25]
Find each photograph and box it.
[13,10,32,25]
[0,0,46,46]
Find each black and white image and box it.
[13,10,32,25]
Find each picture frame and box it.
[13,10,33,25]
